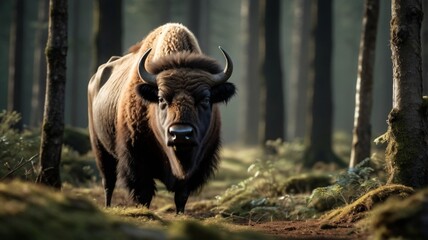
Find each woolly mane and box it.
[147,51,223,75]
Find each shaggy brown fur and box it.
[88,23,235,213]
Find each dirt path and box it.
[251,220,368,240]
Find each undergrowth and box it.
[0,110,97,185]
[0,111,39,180]
[308,157,383,211]
[212,138,385,223]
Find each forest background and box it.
[0,0,409,145]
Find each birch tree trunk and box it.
[349,0,380,168]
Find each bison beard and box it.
[88,23,235,214]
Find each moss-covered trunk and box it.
[36,0,68,188]
[386,0,428,188]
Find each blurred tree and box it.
[239,0,260,145]
[160,0,171,23]
[385,0,428,188]
[92,0,122,73]
[288,0,311,140]
[7,0,24,129]
[422,1,428,95]
[349,0,379,168]
[69,0,82,126]
[30,0,49,127]
[188,0,210,53]
[0,1,13,110]
[372,1,392,137]
[36,0,68,188]
[260,0,285,145]
[302,0,344,168]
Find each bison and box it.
[88,23,235,213]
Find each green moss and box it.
[320,184,414,224]
[105,207,167,225]
[369,188,428,240]
[385,106,428,187]
[282,174,333,194]
[0,181,157,240]
[0,181,274,240]
[168,220,271,240]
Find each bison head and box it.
[135,47,235,179]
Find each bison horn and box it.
[212,46,233,84]
[138,48,157,85]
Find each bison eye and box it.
[199,96,211,109]
[158,97,167,109]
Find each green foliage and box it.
[60,146,99,186]
[0,111,39,180]
[308,158,382,211]
[0,110,97,184]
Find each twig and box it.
[1,154,38,180]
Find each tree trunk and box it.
[92,0,122,73]
[188,0,210,53]
[36,0,68,188]
[69,0,80,126]
[30,0,49,127]
[422,1,428,95]
[349,0,380,168]
[302,0,344,168]
[288,0,311,140]
[239,0,260,145]
[386,0,428,188]
[7,0,24,129]
[261,0,285,144]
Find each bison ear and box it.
[211,82,236,104]
[136,83,158,102]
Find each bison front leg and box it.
[174,187,190,214]
[129,177,157,208]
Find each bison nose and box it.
[168,124,195,146]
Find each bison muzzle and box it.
[88,23,236,213]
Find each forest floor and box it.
[64,145,370,240]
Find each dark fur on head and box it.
[147,51,223,75]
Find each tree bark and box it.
[422,1,428,95]
[261,0,285,144]
[349,0,380,168]
[302,0,344,168]
[386,0,428,188]
[36,0,68,188]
